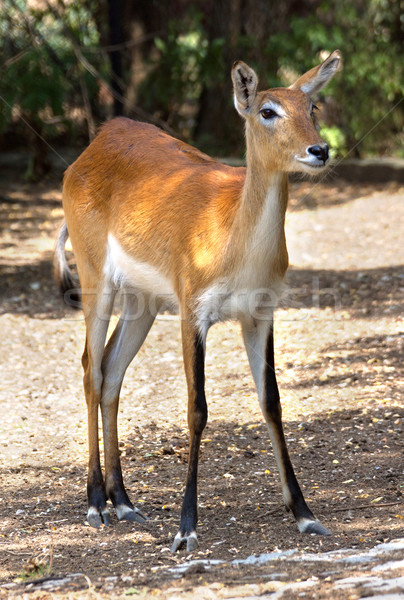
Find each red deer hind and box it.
[55,50,342,551]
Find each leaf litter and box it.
[0,169,403,598]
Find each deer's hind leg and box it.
[100,290,155,523]
[81,279,116,528]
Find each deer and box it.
[55,50,342,552]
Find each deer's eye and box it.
[311,103,319,116]
[260,108,278,120]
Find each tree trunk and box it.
[194,0,243,155]
[108,0,124,116]
[194,0,320,155]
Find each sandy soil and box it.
[0,166,403,598]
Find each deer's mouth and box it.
[294,155,329,171]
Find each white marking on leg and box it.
[186,531,198,542]
[84,282,116,395]
[241,318,272,405]
[172,530,198,549]
[242,318,293,509]
[297,517,331,535]
[101,296,156,407]
[115,504,133,520]
[87,505,110,524]
[115,504,147,522]
[297,517,315,533]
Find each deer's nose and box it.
[307,144,329,163]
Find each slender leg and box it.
[82,283,116,527]
[242,317,331,535]
[171,317,208,552]
[100,291,155,523]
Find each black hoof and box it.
[87,506,111,528]
[116,504,148,524]
[171,531,198,553]
[298,518,331,535]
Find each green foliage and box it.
[0,0,104,145]
[263,0,404,157]
[320,126,347,158]
[136,13,225,133]
[1,44,66,124]
[0,0,402,160]
[136,1,403,157]
[142,26,208,108]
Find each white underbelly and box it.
[195,276,284,336]
[105,235,284,331]
[105,234,178,306]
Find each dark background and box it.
[0,0,403,179]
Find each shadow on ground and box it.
[1,260,403,320]
[1,405,402,587]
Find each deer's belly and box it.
[195,277,284,337]
[105,234,177,307]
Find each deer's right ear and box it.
[232,61,258,116]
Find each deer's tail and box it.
[54,221,81,309]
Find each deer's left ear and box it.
[290,50,342,95]
[232,61,258,116]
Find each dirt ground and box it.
[0,160,403,599]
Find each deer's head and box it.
[232,50,342,173]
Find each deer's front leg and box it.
[171,318,207,553]
[242,318,331,536]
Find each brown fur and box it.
[58,51,342,548]
[63,51,342,305]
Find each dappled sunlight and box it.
[0,176,403,595]
[1,404,402,584]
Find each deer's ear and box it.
[290,50,342,95]
[232,61,258,116]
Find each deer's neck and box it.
[225,136,289,280]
